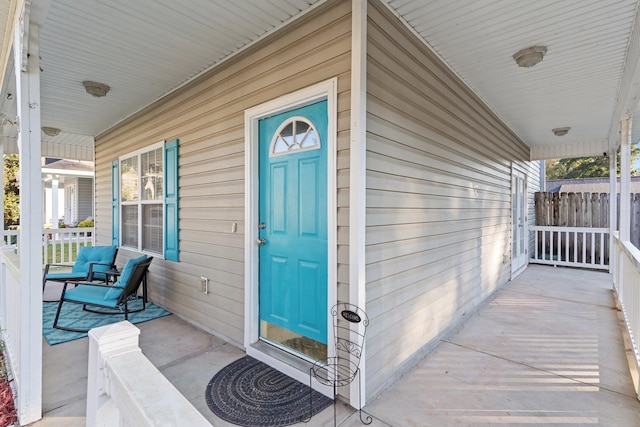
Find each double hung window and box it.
[112,139,179,261]
[120,143,164,254]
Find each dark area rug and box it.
[205,355,332,427]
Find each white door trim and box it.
[243,79,338,388]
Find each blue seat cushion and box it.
[64,284,120,307]
[44,272,87,282]
[103,255,147,300]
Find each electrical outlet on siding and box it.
[200,276,209,294]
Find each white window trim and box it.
[119,140,165,256]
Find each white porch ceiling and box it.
[384,0,640,157]
[1,0,639,161]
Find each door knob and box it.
[256,238,266,246]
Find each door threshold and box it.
[246,341,333,398]
[250,340,314,373]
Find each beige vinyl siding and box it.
[62,177,94,224]
[94,0,352,346]
[77,177,94,221]
[365,2,535,397]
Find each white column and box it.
[620,117,632,242]
[349,0,367,409]
[51,175,58,227]
[14,14,43,424]
[609,141,618,275]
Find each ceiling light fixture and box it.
[552,127,571,137]
[42,126,61,136]
[82,80,110,97]
[513,46,547,68]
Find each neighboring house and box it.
[95,1,539,400]
[42,158,94,226]
[546,177,640,193]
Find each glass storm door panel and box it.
[258,100,328,360]
[512,172,527,275]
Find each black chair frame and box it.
[42,259,117,290]
[42,247,119,296]
[52,257,152,333]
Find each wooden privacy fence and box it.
[533,192,640,268]
[535,192,610,228]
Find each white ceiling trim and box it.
[530,139,610,161]
[1,133,94,162]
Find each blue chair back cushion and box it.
[103,255,147,300]
[71,245,117,275]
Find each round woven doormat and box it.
[205,355,332,427]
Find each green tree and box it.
[3,154,19,228]
[546,146,640,180]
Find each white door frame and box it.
[511,168,528,278]
[243,79,338,387]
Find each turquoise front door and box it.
[258,100,328,359]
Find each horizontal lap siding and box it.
[365,2,533,397]
[94,0,352,346]
[77,178,94,222]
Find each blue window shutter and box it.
[164,139,179,261]
[111,160,120,246]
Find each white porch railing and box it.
[612,233,640,397]
[1,227,95,266]
[87,321,212,427]
[0,246,30,422]
[2,230,18,246]
[530,225,609,270]
[41,227,95,266]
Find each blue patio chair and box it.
[42,245,118,292]
[305,303,372,427]
[52,255,152,332]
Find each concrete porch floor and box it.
[32,264,640,426]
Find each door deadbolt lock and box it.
[258,223,266,229]
[256,238,266,246]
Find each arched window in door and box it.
[270,116,320,156]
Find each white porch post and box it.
[620,117,632,242]
[14,11,43,424]
[609,140,618,275]
[349,0,367,409]
[51,175,58,226]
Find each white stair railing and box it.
[87,321,212,427]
